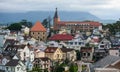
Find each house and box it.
[34,49,45,58]
[5,59,26,72]
[109,48,120,57]
[4,44,34,70]
[23,27,30,36]
[92,55,120,72]
[44,47,63,61]
[3,39,19,48]
[30,21,47,42]
[65,33,86,50]
[98,38,111,49]
[61,48,76,61]
[111,37,120,48]
[33,57,51,71]
[0,55,13,71]
[53,8,102,32]
[93,49,108,62]
[80,47,94,62]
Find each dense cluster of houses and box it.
[0,8,120,72]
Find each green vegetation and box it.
[7,19,32,31]
[69,63,78,72]
[103,20,120,35]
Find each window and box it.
[43,32,45,35]
[88,53,90,56]
[33,32,34,35]
[70,42,73,45]
[75,42,77,45]
[79,42,81,45]
[6,67,8,70]
[17,67,20,71]
[83,53,86,57]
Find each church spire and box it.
[54,8,58,18]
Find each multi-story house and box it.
[61,48,76,61]
[34,49,45,58]
[30,21,47,42]
[66,34,86,50]
[44,47,63,61]
[33,57,51,71]
[80,47,94,62]
[4,44,34,70]
[5,59,26,72]
[98,38,111,49]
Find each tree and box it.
[42,16,52,29]
[29,67,42,72]
[42,18,48,28]
[7,23,22,31]
[69,63,78,72]
[20,19,33,28]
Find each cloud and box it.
[0,0,120,19]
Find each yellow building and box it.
[44,47,63,61]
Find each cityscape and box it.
[0,0,120,72]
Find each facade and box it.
[30,21,47,42]
[34,49,45,58]
[98,38,111,49]
[33,57,51,71]
[66,35,86,50]
[5,60,26,72]
[109,48,120,57]
[61,48,76,61]
[80,47,94,62]
[53,8,102,32]
[44,47,63,61]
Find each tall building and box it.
[30,21,47,41]
[53,8,102,32]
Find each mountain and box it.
[0,11,116,24]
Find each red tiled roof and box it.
[44,47,58,53]
[49,34,73,41]
[31,21,46,32]
[57,21,101,26]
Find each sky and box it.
[0,0,120,20]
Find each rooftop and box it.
[31,21,46,32]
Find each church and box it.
[53,8,102,32]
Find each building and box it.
[98,38,111,49]
[33,57,51,71]
[44,47,63,61]
[53,8,102,32]
[80,47,94,62]
[109,48,120,57]
[61,48,76,61]
[66,33,86,50]
[30,21,47,42]
[5,59,26,72]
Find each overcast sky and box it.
[0,0,120,20]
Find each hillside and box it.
[0,11,116,24]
